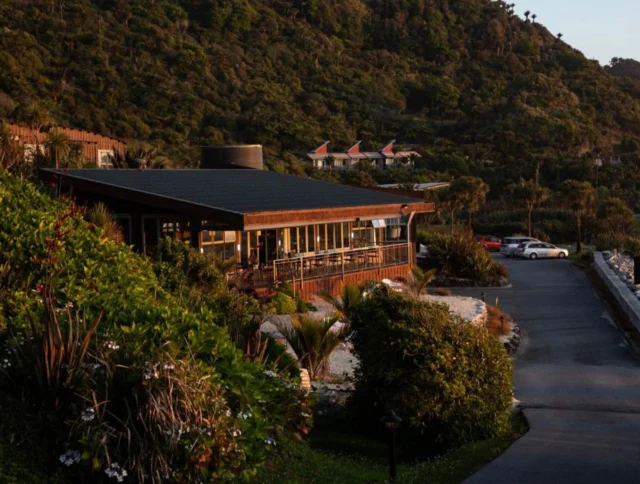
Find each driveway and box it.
[461,257,640,483]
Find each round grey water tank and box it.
[200,145,263,170]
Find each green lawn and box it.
[259,414,527,483]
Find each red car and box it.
[475,235,502,252]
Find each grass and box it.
[569,249,595,269]
[259,414,527,483]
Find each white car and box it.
[514,242,569,260]
[500,237,540,257]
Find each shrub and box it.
[0,169,311,480]
[349,287,513,448]
[595,234,640,256]
[417,231,508,285]
[272,291,298,315]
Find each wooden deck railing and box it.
[272,243,409,283]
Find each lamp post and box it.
[380,410,402,481]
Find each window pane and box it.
[224,242,236,260]
[202,230,214,243]
[343,223,350,248]
[308,226,315,252]
[299,227,307,253]
[318,224,326,251]
[290,228,298,254]
[327,224,335,250]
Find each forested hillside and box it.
[2,0,640,180]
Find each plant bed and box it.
[258,409,528,483]
[417,231,509,287]
[432,276,510,288]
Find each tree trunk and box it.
[527,206,533,237]
[450,210,455,234]
[576,217,582,252]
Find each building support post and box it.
[189,219,202,251]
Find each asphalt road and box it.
[462,256,640,484]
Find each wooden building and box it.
[307,140,421,171]
[7,122,126,167]
[40,167,434,299]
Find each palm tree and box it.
[558,33,564,40]
[45,130,71,169]
[563,180,596,252]
[532,14,537,23]
[319,282,365,332]
[508,179,549,237]
[276,314,345,380]
[16,102,53,158]
[403,267,437,297]
[88,202,121,241]
[109,146,170,169]
[524,10,530,21]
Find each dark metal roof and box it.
[43,169,423,214]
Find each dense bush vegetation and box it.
[2,0,640,188]
[595,235,640,256]
[349,287,513,448]
[0,170,310,480]
[417,231,508,286]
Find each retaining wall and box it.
[594,252,640,333]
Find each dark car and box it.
[475,235,502,252]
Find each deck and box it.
[229,243,412,299]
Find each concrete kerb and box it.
[594,252,640,335]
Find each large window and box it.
[342,222,350,248]
[352,220,376,248]
[385,218,407,242]
[201,230,238,261]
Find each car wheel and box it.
[558,252,567,259]
[529,253,538,260]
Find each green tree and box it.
[508,179,550,237]
[562,180,596,252]
[438,185,464,234]
[597,197,635,238]
[453,176,490,229]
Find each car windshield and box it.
[517,243,527,248]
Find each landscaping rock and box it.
[421,294,488,326]
[500,321,522,356]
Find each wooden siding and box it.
[244,202,434,229]
[7,123,126,164]
[292,264,411,300]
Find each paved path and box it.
[461,257,640,484]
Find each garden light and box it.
[380,410,402,481]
